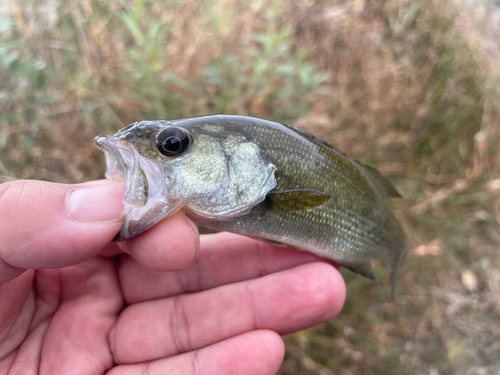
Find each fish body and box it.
[96,115,407,296]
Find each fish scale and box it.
[96,115,407,297]
[188,118,406,289]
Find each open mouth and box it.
[95,135,152,240]
[95,135,150,208]
[95,136,130,183]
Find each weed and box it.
[2,0,500,373]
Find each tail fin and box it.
[389,241,408,301]
[390,269,397,301]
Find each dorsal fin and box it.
[353,160,401,199]
[288,124,401,199]
[289,126,349,159]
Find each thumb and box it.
[0,180,124,284]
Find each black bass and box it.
[95,115,407,297]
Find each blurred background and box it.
[1,0,500,373]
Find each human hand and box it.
[0,180,345,375]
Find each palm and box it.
[3,257,120,374]
[1,233,344,375]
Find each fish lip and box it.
[95,135,138,241]
[95,136,129,182]
[96,135,164,242]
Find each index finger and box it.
[119,210,199,272]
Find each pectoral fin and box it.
[264,189,329,213]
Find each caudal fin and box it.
[389,241,408,301]
[390,269,397,301]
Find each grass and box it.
[2,0,500,373]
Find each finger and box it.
[99,242,124,258]
[121,210,199,272]
[119,232,324,304]
[0,269,35,356]
[33,258,122,375]
[107,330,284,375]
[0,180,124,284]
[111,262,345,363]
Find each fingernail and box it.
[67,182,124,222]
[185,216,200,257]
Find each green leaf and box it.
[0,18,16,33]
[0,134,9,150]
[119,13,144,46]
[404,2,421,27]
[0,52,19,68]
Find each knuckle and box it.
[170,295,193,354]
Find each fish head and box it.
[95,118,276,241]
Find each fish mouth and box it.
[95,136,128,183]
[95,135,181,241]
[95,135,150,240]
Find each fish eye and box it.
[156,128,191,157]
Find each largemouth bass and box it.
[96,115,407,297]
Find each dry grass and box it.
[1,0,500,373]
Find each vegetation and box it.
[1,0,499,373]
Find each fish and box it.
[95,115,407,298]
